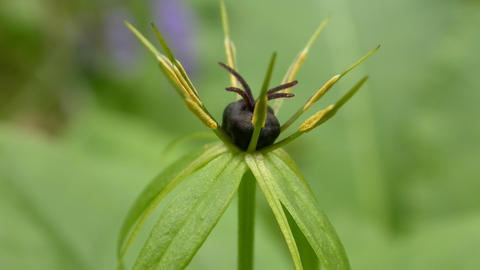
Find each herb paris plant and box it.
[118,1,379,270]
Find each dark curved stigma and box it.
[219,62,255,110]
[267,81,297,100]
[218,62,297,110]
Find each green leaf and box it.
[273,15,330,114]
[245,153,304,270]
[151,23,198,98]
[248,53,277,152]
[265,148,351,270]
[132,151,247,270]
[338,45,380,79]
[124,21,162,60]
[117,143,229,268]
[285,207,319,270]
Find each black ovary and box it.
[222,99,280,151]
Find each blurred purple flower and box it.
[104,7,138,75]
[153,0,198,76]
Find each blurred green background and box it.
[1,0,479,269]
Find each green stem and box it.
[238,170,256,270]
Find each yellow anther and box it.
[299,105,335,132]
[303,75,339,111]
[185,98,218,130]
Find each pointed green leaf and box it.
[124,21,162,60]
[151,23,198,97]
[132,151,247,270]
[125,21,187,100]
[245,153,304,270]
[150,23,176,66]
[273,16,330,114]
[339,45,380,79]
[117,143,229,268]
[248,53,277,152]
[281,16,330,86]
[285,206,319,270]
[330,76,369,113]
[264,148,351,270]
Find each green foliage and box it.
[1,0,480,270]
[117,143,230,267]
[132,150,247,269]
[265,149,350,269]
[117,1,372,266]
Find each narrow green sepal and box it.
[247,53,277,152]
[273,16,330,114]
[330,76,369,114]
[151,23,177,66]
[339,45,380,79]
[124,21,162,59]
[151,23,197,96]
